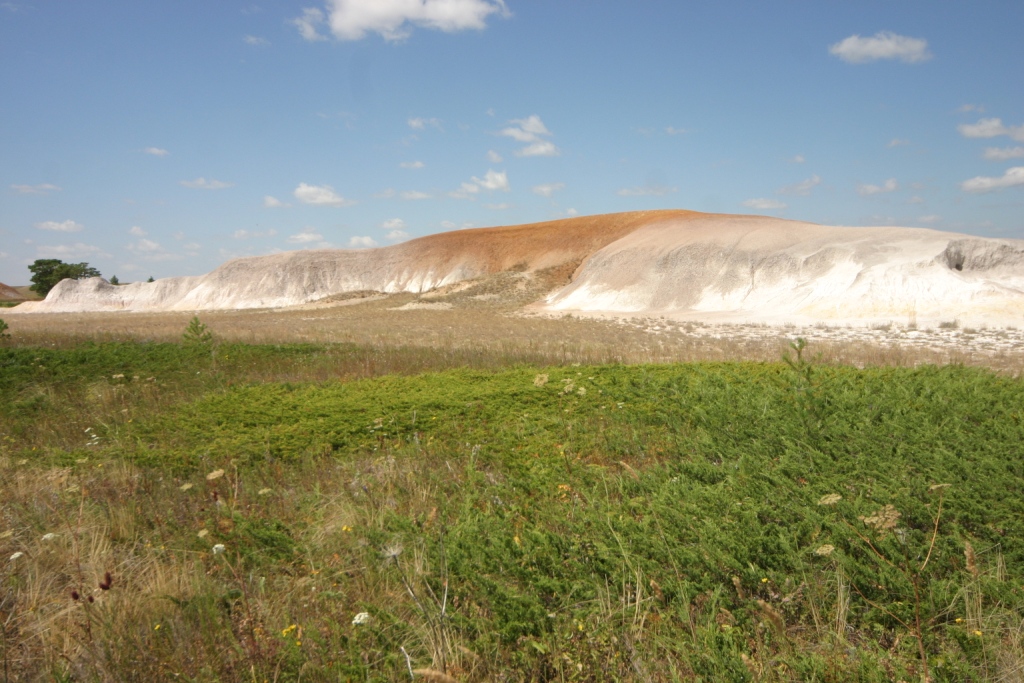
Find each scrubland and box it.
[2,306,1024,681]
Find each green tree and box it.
[147,276,154,283]
[109,275,120,285]
[28,259,101,297]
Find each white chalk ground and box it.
[12,213,1024,336]
[539,215,1024,329]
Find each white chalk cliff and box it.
[13,211,1024,326]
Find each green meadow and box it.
[2,336,1023,681]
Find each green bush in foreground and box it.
[1,341,1023,681]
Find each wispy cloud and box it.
[35,220,83,233]
[401,190,431,200]
[960,166,1024,193]
[487,149,503,163]
[532,182,565,197]
[143,147,169,157]
[129,226,147,236]
[263,195,291,208]
[918,215,941,224]
[287,228,327,245]
[386,229,409,241]
[295,0,509,43]
[742,198,787,210]
[958,118,1024,142]
[381,218,406,230]
[399,160,425,169]
[233,228,277,240]
[37,243,110,259]
[180,177,233,190]
[958,104,985,114]
[408,117,442,131]
[348,235,378,248]
[829,31,932,64]
[11,183,60,194]
[292,7,328,41]
[857,178,899,196]
[983,146,1024,161]
[499,115,560,157]
[888,138,910,148]
[128,238,181,261]
[789,155,805,164]
[778,175,821,196]
[293,182,354,206]
[243,35,269,46]
[664,126,687,136]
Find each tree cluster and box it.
[28,259,101,297]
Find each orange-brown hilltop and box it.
[400,209,695,275]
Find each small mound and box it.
[0,282,24,300]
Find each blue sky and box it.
[2,0,1023,284]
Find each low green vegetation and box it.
[2,337,1023,681]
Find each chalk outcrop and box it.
[0,283,24,300]
[12,210,1024,327]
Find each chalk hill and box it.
[12,211,1024,326]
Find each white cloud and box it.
[958,104,985,114]
[664,126,687,136]
[183,242,201,254]
[304,0,509,42]
[742,198,787,210]
[386,229,409,241]
[263,195,291,208]
[499,115,560,157]
[399,160,425,169]
[960,166,1024,194]
[37,243,110,259]
[408,117,442,131]
[487,149,503,163]
[958,118,1024,142]
[440,220,474,230]
[485,202,511,209]
[857,178,899,196]
[564,208,578,217]
[180,177,234,190]
[908,196,924,204]
[829,31,932,64]
[374,188,397,199]
[451,169,509,198]
[244,35,269,46]
[790,155,805,164]
[381,218,406,230]
[616,185,677,197]
[35,220,83,233]
[294,182,353,206]
[401,190,430,200]
[983,146,1024,161]
[888,138,910,148]
[473,169,509,191]
[11,183,60,194]
[532,182,565,197]
[292,7,328,41]
[778,175,821,196]
[348,235,378,248]
[129,226,147,236]
[143,147,169,157]
[0,251,7,259]
[918,215,941,224]
[288,228,325,244]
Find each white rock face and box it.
[13,211,1024,327]
[541,214,1024,326]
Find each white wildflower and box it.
[41,533,57,542]
[212,543,226,555]
[179,483,193,492]
[352,612,371,625]
[9,551,24,562]
[197,529,209,538]
[257,488,272,496]
[206,469,225,481]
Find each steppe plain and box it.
[4,212,1024,682]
